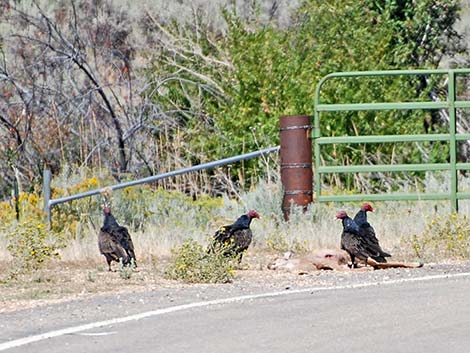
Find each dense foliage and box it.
[148,0,466,190]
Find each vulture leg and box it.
[349,254,356,268]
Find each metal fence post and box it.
[279,115,313,220]
[13,172,19,221]
[43,169,51,222]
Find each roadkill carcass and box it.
[267,249,424,274]
[267,249,351,274]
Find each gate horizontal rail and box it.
[316,134,470,144]
[313,68,470,211]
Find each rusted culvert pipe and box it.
[279,115,313,220]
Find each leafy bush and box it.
[50,173,106,234]
[5,218,67,273]
[0,189,68,275]
[164,239,237,284]
[118,259,137,280]
[0,190,45,224]
[405,213,470,261]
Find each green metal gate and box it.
[313,69,470,211]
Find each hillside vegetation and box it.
[1,0,468,196]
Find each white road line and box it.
[1,271,469,351]
[73,332,117,336]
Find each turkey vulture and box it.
[209,210,261,262]
[353,203,391,262]
[336,210,386,268]
[98,206,137,271]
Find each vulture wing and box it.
[213,225,234,244]
[109,225,137,266]
[98,229,129,271]
[341,230,370,263]
[231,228,253,253]
[354,208,391,262]
[360,225,391,262]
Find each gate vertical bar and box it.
[279,115,313,220]
[449,70,458,212]
[313,99,321,202]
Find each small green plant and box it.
[87,271,96,282]
[164,239,237,284]
[404,213,470,261]
[119,259,136,280]
[5,218,66,273]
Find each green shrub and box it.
[404,213,470,261]
[164,239,237,284]
[6,218,67,273]
[118,259,137,280]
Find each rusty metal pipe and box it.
[280,115,313,220]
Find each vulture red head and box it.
[335,210,348,220]
[361,203,374,212]
[247,210,261,219]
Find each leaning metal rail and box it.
[43,146,280,221]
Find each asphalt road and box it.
[2,273,470,353]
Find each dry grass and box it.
[0,201,455,265]
[54,191,446,263]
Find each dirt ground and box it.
[2,251,470,314]
[0,257,173,313]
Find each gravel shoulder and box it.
[2,259,470,344]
